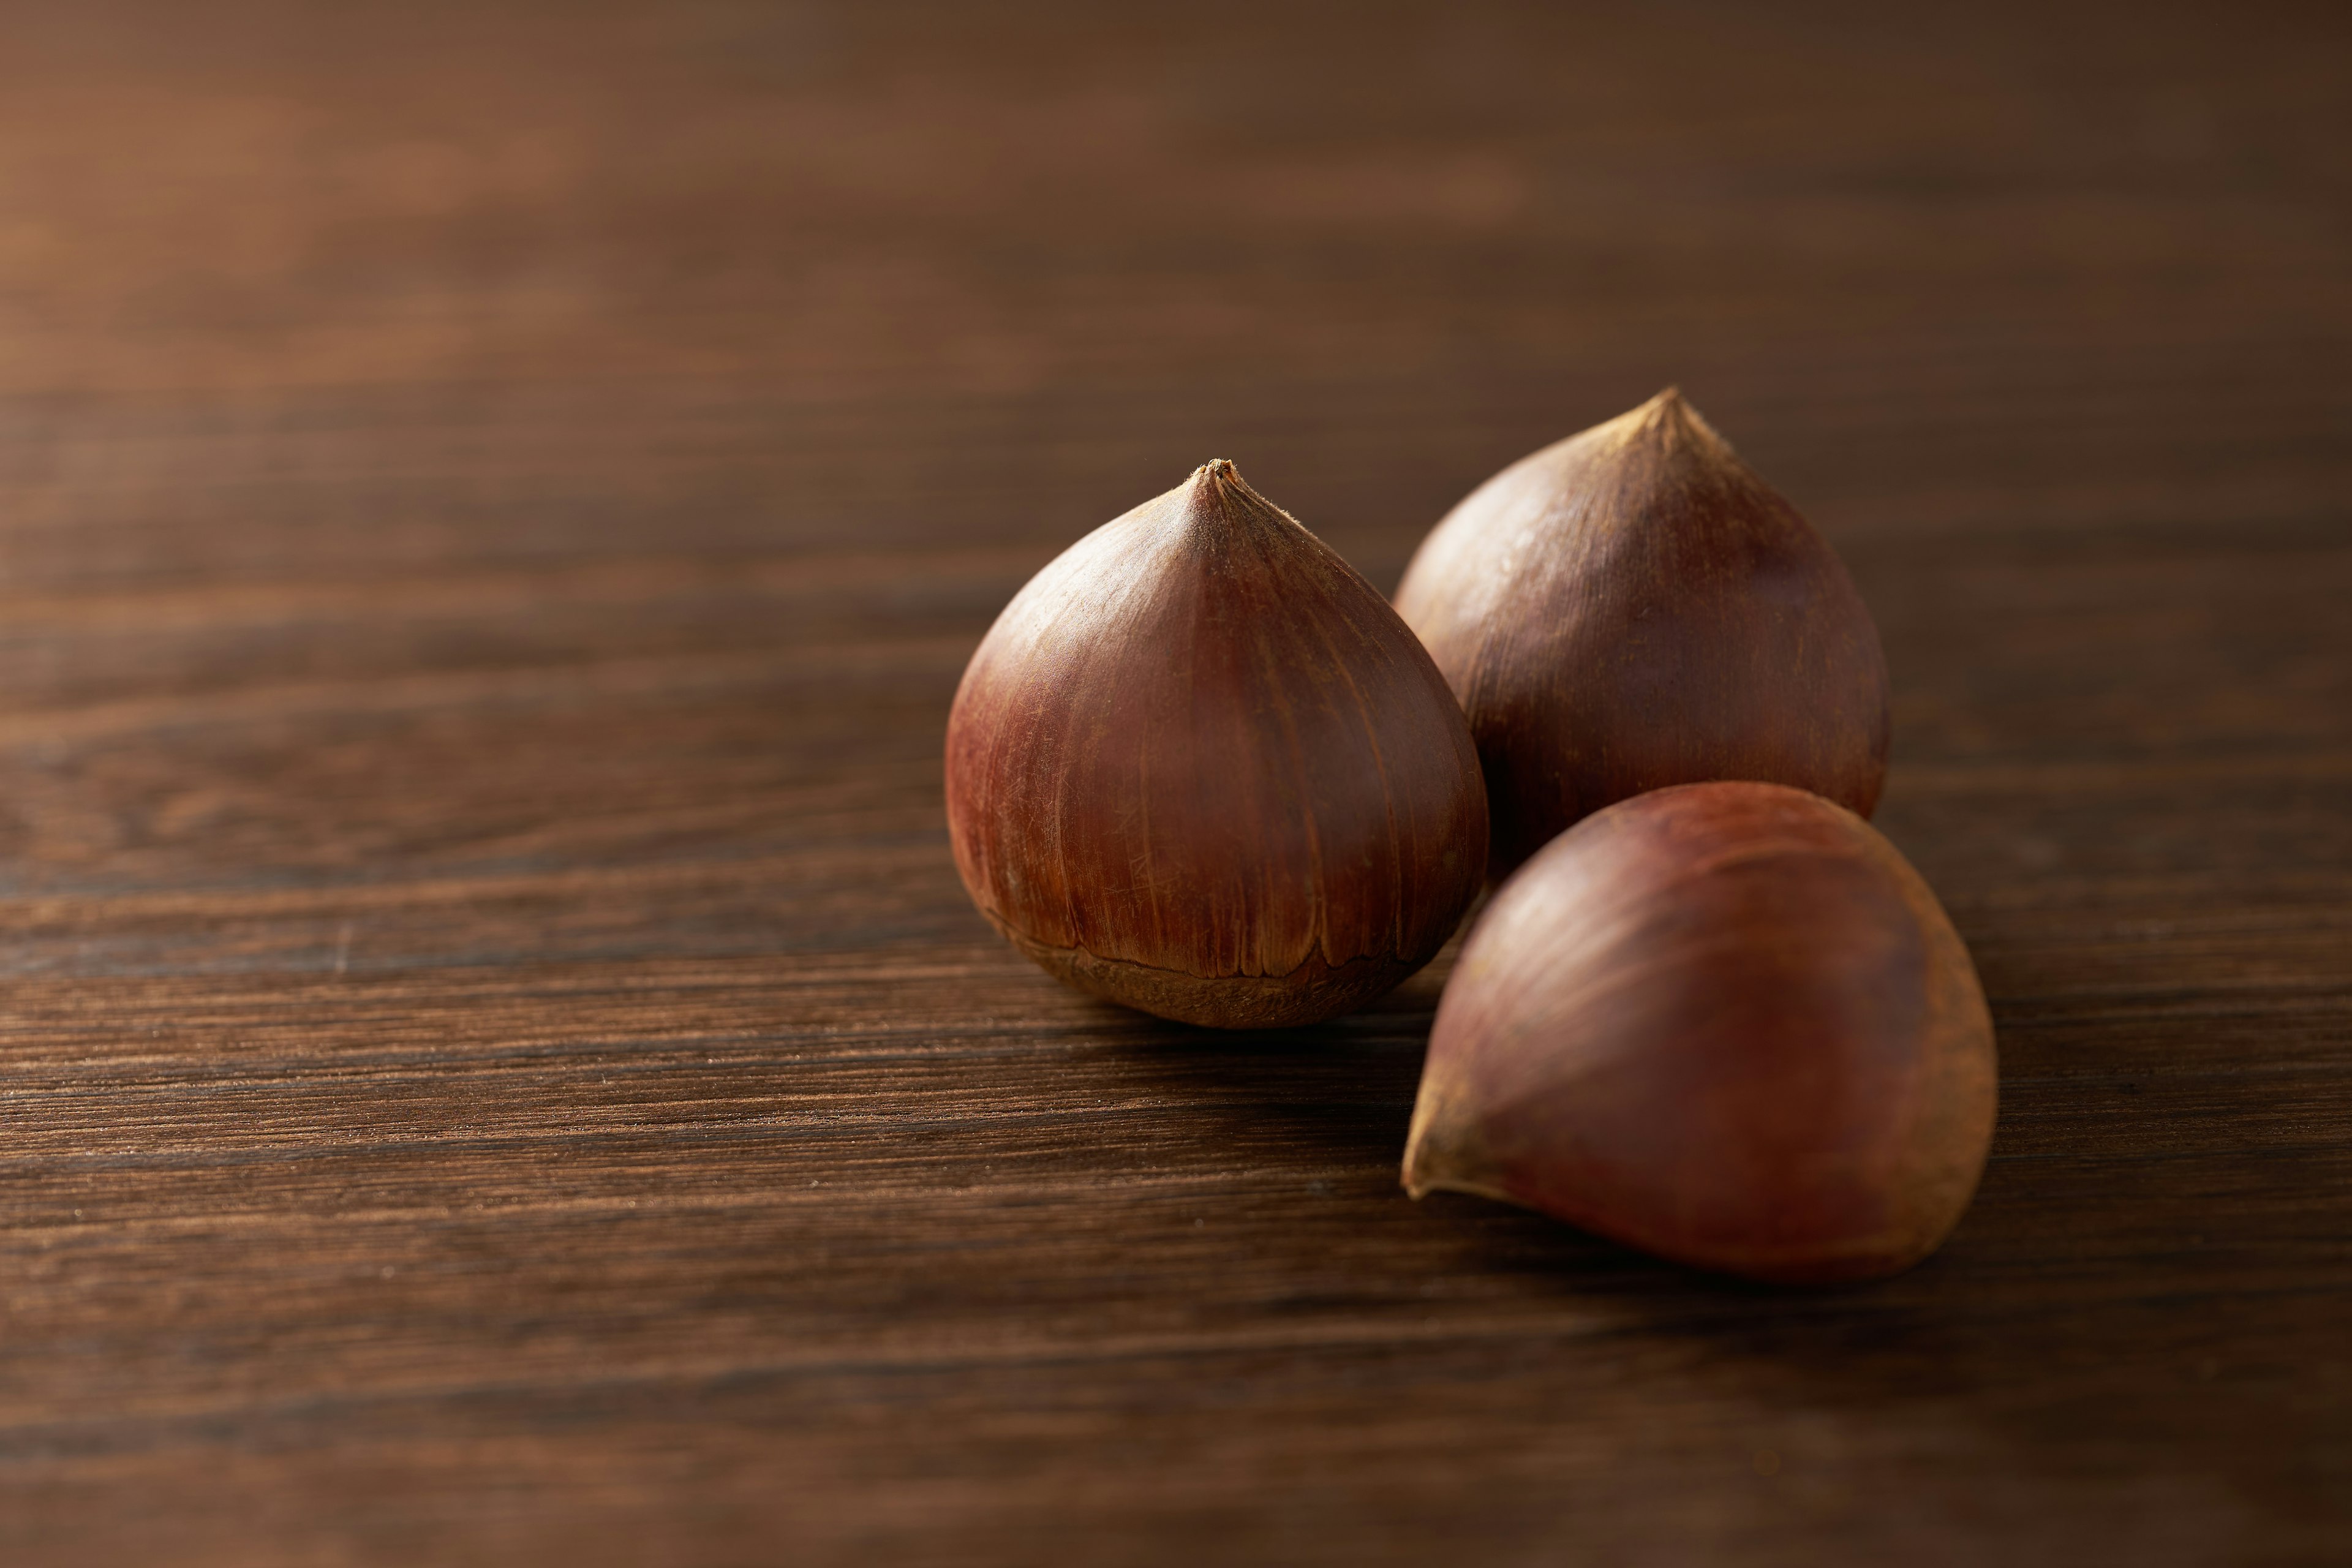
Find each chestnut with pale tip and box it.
[1394,389,1891,880]
[946,460,1488,1029]
[1403,781,1996,1284]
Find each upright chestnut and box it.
[1393,390,1890,879]
[1403,782,1995,1283]
[946,460,1488,1029]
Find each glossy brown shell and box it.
[946,461,1488,1028]
[1403,781,1996,1283]
[1394,390,1890,880]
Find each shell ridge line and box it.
[1134,486,1196,971]
[947,641,987,898]
[1243,518,1322,981]
[1044,578,1091,954]
[967,544,1101,924]
[998,627,1056,928]
[1174,472,1246,976]
[1158,515,1220,971]
[1050,505,1165,957]
[1131,602,1163,959]
[1298,559,1409,966]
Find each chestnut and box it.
[1403,781,1996,1283]
[1393,390,1891,880]
[946,460,1488,1029]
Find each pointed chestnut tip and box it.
[1630,385,1689,421]
[1400,1105,1434,1200]
[1398,1080,1510,1205]
[1186,458,1256,510]
[1398,1145,1453,1202]
[1620,385,1734,457]
[1178,457,1301,543]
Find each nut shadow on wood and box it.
[1069,944,2340,1544]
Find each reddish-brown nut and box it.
[946,460,1488,1029]
[1403,781,1995,1283]
[1393,389,1891,880]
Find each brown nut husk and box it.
[1393,389,1891,880]
[946,461,1488,1029]
[1403,780,1995,1283]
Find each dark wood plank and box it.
[0,0,2345,1561]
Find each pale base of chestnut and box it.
[990,916,1424,1030]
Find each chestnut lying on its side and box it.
[1404,780,1996,1284]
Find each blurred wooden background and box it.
[0,1,2345,1561]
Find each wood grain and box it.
[0,1,2345,1561]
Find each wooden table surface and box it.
[1,2,2346,1562]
